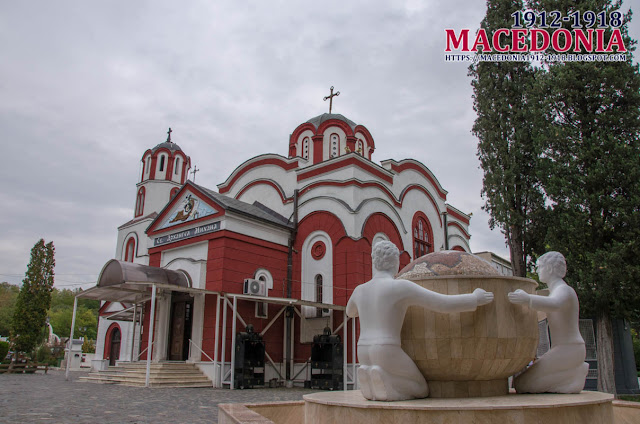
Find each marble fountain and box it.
[220,249,617,424]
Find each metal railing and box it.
[188,339,214,362]
[137,341,154,360]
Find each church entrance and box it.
[108,327,121,366]
[167,292,193,361]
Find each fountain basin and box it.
[398,251,539,397]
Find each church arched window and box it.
[124,237,136,262]
[159,155,166,172]
[303,137,309,159]
[254,269,272,318]
[145,156,151,177]
[301,231,332,319]
[330,134,339,158]
[357,140,364,155]
[135,187,145,217]
[174,157,180,175]
[412,212,433,259]
[315,274,323,317]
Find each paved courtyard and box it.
[0,370,317,423]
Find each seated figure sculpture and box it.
[346,241,494,401]
[508,251,589,394]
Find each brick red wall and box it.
[139,211,409,366]
[204,231,289,362]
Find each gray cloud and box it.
[1,1,637,287]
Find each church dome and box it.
[306,113,357,131]
[397,250,500,279]
[152,141,183,152]
[289,113,375,163]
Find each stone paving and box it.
[0,370,317,423]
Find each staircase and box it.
[78,362,213,388]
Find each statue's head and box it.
[537,251,567,281]
[372,241,400,273]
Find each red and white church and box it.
[87,111,473,387]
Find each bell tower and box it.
[135,128,191,218]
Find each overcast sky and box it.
[1,1,638,289]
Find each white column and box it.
[130,303,137,362]
[213,294,221,388]
[352,316,357,389]
[230,296,238,390]
[65,297,78,381]
[289,311,294,380]
[220,296,228,387]
[343,313,347,391]
[145,285,157,388]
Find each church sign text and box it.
[154,221,221,246]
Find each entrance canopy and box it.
[76,259,217,303]
[103,305,138,322]
[226,293,346,311]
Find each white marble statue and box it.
[508,251,589,394]
[346,241,494,401]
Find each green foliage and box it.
[49,304,98,340]
[632,329,640,371]
[82,338,95,354]
[0,283,100,344]
[0,340,9,362]
[531,0,640,320]
[0,282,19,337]
[469,0,548,277]
[473,0,639,394]
[50,288,76,311]
[11,239,55,354]
[48,288,99,339]
[35,344,52,363]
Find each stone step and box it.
[98,369,206,376]
[78,376,212,388]
[86,373,210,381]
[80,361,212,387]
[119,361,193,366]
[81,375,211,383]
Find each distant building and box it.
[474,251,513,276]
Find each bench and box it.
[0,362,49,374]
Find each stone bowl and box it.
[398,251,539,398]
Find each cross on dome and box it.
[166,127,173,143]
[191,165,199,182]
[323,86,340,113]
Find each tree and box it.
[0,282,19,337]
[532,0,640,394]
[11,239,55,356]
[48,288,99,340]
[49,305,98,340]
[470,0,547,277]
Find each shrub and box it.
[0,340,9,363]
[631,329,640,371]
[82,338,95,354]
[35,344,52,363]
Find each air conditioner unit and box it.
[244,278,266,297]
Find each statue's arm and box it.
[402,280,484,313]
[508,287,568,312]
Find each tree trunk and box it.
[596,312,617,395]
[508,226,526,277]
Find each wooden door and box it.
[109,328,121,366]
[168,301,186,360]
